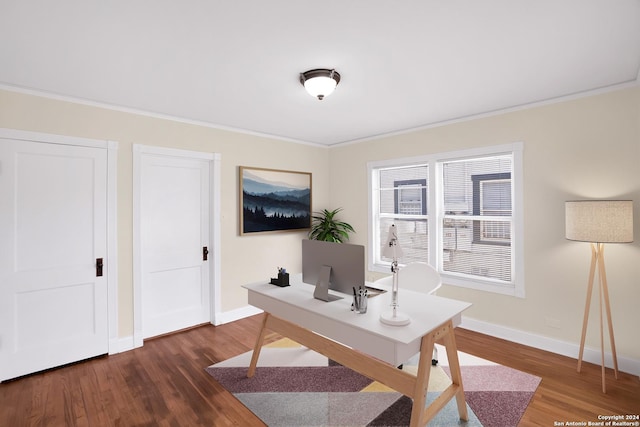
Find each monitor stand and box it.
[313,265,342,302]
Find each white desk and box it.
[243,274,472,427]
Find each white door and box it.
[139,150,211,339]
[0,138,108,381]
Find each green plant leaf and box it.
[308,207,354,243]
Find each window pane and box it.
[379,166,428,190]
[379,188,397,215]
[442,218,512,282]
[443,156,511,215]
[441,154,513,283]
[396,180,426,215]
[481,180,511,214]
[379,166,428,215]
[481,220,511,241]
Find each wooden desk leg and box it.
[443,321,468,421]
[409,329,436,427]
[411,321,468,426]
[247,313,269,378]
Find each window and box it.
[395,179,427,215]
[373,166,429,265]
[472,173,511,244]
[368,143,524,297]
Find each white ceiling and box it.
[1,1,639,146]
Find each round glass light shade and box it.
[300,69,341,100]
[304,76,337,100]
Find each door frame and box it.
[132,144,221,348]
[0,128,119,354]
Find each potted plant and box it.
[308,208,355,243]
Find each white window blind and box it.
[376,166,429,265]
[441,155,513,283]
[368,142,524,297]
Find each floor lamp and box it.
[565,200,634,393]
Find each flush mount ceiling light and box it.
[299,68,341,100]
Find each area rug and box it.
[206,338,541,427]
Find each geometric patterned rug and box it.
[206,338,541,427]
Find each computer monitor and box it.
[302,239,365,301]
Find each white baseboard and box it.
[213,305,263,326]
[461,317,640,377]
[110,306,264,354]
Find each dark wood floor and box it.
[1,314,638,426]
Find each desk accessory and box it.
[351,286,368,313]
[380,224,411,326]
[269,267,290,287]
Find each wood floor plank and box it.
[1,314,638,426]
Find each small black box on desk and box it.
[270,272,290,287]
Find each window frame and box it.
[367,142,525,298]
[394,179,427,215]
[471,172,512,246]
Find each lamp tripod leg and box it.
[578,243,619,393]
[597,244,619,380]
[577,243,597,373]
[598,249,606,393]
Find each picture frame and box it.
[239,166,312,235]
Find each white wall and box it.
[0,89,330,337]
[329,86,640,365]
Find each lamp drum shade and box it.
[565,200,633,243]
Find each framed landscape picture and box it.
[240,166,312,235]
